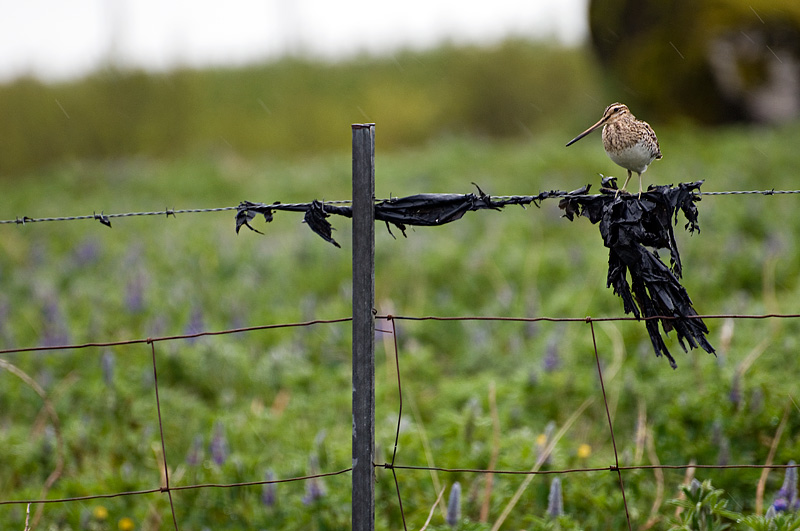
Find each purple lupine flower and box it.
[772,461,798,513]
[710,419,723,446]
[40,296,70,347]
[729,372,741,407]
[37,369,53,391]
[542,337,560,372]
[689,478,701,496]
[0,295,13,347]
[262,470,276,507]
[29,242,47,267]
[302,478,325,505]
[547,477,563,518]
[148,315,167,339]
[773,497,789,512]
[210,421,228,466]
[72,239,100,266]
[716,436,729,466]
[464,398,480,446]
[229,311,245,333]
[185,306,205,343]
[41,425,56,456]
[125,272,146,314]
[536,421,556,466]
[186,434,204,466]
[446,482,461,527]
[101,351,115,387]
[524,300,539,339]
[141,366,155,388]
[314,429,327,450]
[302,455,326,505]
[750,388,764,413]
[765,505,778,520]
[781,461,797,501]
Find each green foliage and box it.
[669,479,741,530]
[738,512,800,531]
[2,110,800,528]
[0,40,603,174]
[667,479,800,531]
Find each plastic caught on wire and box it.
[559,179,715,368]
[234,184,582,243]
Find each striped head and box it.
[566,102,634,147]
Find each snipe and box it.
[566,103,662,197]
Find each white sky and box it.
[0,0,588,82]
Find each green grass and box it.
[0,39,603,175]
[2,120,800,530]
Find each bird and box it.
[566,103,662,198]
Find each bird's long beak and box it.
[565,117,607,147]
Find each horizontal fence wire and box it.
[0,202,350,225]
[0,469,355,506]
[383,463,800,474]
[1,310,798,529]
[2,188,800,226]
[0,317,353,355]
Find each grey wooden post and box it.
[351,123,375,531]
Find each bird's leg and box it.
[637,173,643,199]
[616,170,633,198]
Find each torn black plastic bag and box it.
[560,182,715,368]
[235,186,572,241]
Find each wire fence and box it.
[3,188,800,227]
[0,318,355,529]
[3,140,800,528]
[0,311,797,530]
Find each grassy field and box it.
[2,35,800,528]
[1,117,800,530]
[0,39,603,175]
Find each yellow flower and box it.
[118,517,135,531]
[93,505,109,520]
[577,443,592,459]
[536,434,547,446]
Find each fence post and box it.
[352,123,376,531]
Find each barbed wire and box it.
[2,188,800,227]
[698,189,800,196]
[0,202,352,226]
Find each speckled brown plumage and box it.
[566,103,662,197]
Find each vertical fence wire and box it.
[383,315,408,531]
[149,340,180,530]
[588,318,632,531]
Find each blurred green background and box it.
[0,39,603,175]
[2,0,800,176]
[2,1,800,530]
